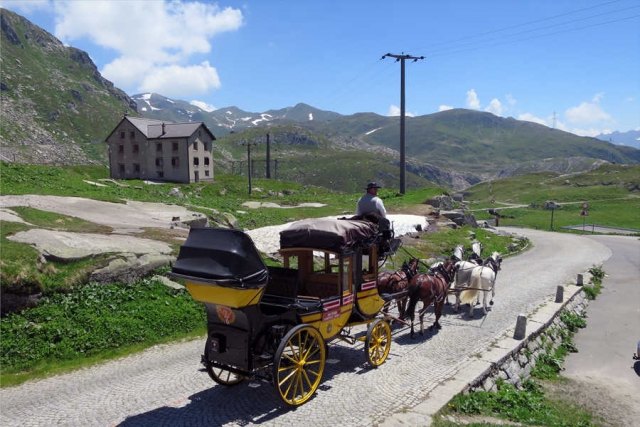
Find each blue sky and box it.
[2,0,639,137]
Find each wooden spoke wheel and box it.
[365,319,391,367]
[274,324,326,406]
[204,338,244,386]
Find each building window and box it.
[155,157,164,167]
[133,163,140,172]
[133,144,139,154]
[130,131,135,138]
[193,141,198,150]
[171,157,180,168]
[205,170,210,177]
[172,142,179,151]
[120,131,125,139]
[157,171,164,178]
[193,157,199,166]
[118,164,125,173]
[204,157,210,166]
[156,143,162,152]
[118,144,124,153]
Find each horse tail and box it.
[459,270,480,304]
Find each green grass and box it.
[435,379,597,427]
[1,278,206,387]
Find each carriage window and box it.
[340,257,351,295]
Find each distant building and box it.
[106,115,216,183]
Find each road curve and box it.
[0,229,615,427]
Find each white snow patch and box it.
[226,111,233,115]
[309,113,313,121]
[141,107,148,111]
[141,93,152,100]
[366,127,383,135]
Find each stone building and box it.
[106,115,216,183]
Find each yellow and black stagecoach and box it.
[168,217,401,406]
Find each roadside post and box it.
[580,203,589,234]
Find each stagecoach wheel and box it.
[204,338,244,386]
[365,319,392,367]
[274,324,326,406]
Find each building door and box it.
[194,171,199,182]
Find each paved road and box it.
[0,229,618,427]
[562,234,640,422]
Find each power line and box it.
[411,0,626,53]
[418,6,640,58]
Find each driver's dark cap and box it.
[366,182,382,189]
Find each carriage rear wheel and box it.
[274,324,326,406]
[365,319,392,367]
[204,337,245,386]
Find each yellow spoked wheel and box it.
[365,319,391,367]
[204,338,244,386]
[206,365,245,386]
[274,324,326,406]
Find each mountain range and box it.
[2,7,639,192]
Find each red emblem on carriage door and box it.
[216,305,235,325]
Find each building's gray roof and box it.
[121,116,215,140]
[148,122,201,139]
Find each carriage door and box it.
[339,256,354,306]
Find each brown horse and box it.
[405,258,455,338]
[377,258,420,319]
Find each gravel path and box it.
[0,226,614,427]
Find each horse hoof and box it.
[490,301,494,305]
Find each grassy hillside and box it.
[0,8,135,165]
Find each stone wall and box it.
[464,282,590,393]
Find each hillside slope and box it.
[0,8,136,165]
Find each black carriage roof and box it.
[279,218,379,253]
[170,227,267,287]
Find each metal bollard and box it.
[577,274,584,286]
[514,313,527,340]
[555,285,564,303]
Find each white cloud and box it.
[570,127,606,137]
[466,89,480,109]
[190,100,217,112]
[518,113,547,126]
[387,105,415,117]
[485,99,502,116]
[138,62,221,97]
[439,105,454,111]
[50,1,242,95]
[565,102,611,124]
[592,93,604,103]
[506,94,516,106]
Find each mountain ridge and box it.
[2,7,639,192]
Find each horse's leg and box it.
[431,300,443,330]
[484,290,489,315]
[490,280,495,305]
[419,305,425,336]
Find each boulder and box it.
[89,253,176,284]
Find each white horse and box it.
[451,259,479,307]
[458,252,502,317]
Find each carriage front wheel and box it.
[274,324,326,406]
[203,337,245,386]
[365,319,392,367]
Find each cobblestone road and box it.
[0,229,613,427]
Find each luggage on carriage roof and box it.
[279,218,379,253]
[170,227,268,288]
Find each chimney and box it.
[161,123,165,135]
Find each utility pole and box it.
[382,52,424,194]
[266,133,271,179]
[242,140,259,194]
